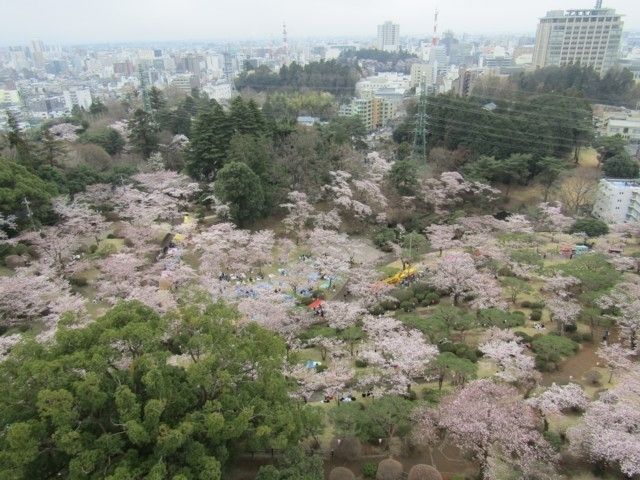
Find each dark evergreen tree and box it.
[39,129,66,166]
[186,101,231,180]
[214,161,265,225]
[128,109,159,159]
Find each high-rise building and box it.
[593,179,640,224]
[30,39,45,68]
[339,97,394,131]
[377,21,400,52]
[532,4,623,74]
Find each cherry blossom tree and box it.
[542,273,581,299]
[597,342,634,382]
[420,172,499,215]
[537,202,573,239]
[323,301,365,330]
[246,230,275,273]
[360,315,438,381]
[529,383,588,415]
[429,252,506,309]
[307,228,352,284]
[280,191,315,239]
[546,296,581,334]
[409,405,439,448]
[438,379,555,479]
[598,281,640,351]
[568,366,640,478]
[425,224,463,256]
[0,262,86,329]
[95,252,144,303]
[479,329,537,385]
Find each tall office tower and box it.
[31,39,45,67]
[377,21,400,52]
[532,2,623,74]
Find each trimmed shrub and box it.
[377,458,403,480]
[335,436,362,461]
[329,467,356,480]
[408,464,443,480]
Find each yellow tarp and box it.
[384,266,417,285]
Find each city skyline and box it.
[3,0,640,47]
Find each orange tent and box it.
[308,299,324,310]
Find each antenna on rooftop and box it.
[432,9,439,47]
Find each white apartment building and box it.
[410,63,436,88]
[356,72,410,97]
[377,21,400,52]
[605,117,640,143]
[593,178,640,223]
[202,81,233,102]
[533,6,623,73]
[63,89,92,111]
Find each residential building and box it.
[532,5,623,74]
[356,72,410,101]
[593,178,640,223]
[410,63,433,88]
[377,21,400,52]
[63,89,92,111]
[297,116,320,127]
[452,67,481,96]
[0,89,20,106]
[339,97,395,131]
[171,73,198,93]
[605,117,640,143]
[201,81,233,102]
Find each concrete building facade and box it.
[593,178,640,223]
[532,6,623,73]
[377,21,400,52]
[339,97,394,131]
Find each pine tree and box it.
[39,129,66,166]
[186,101,230,180]
[128,109,159,159]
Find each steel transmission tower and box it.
[412,79,429,162]
[137,64,151,111]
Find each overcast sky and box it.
[2,0,639,46]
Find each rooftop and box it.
[604,179,640,188]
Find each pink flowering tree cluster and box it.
[280,191,315,239]
[237,292,300,335]
[597,342,634,383]
[598,281,640,351]
[528,383,589,416]
[306,228,353,282]
[132,171,200,199]
[420,172,500,215]
[546,296,582,334]
[568,365,640,478]
[359,315,438,384]
[429,252,506,309]
[424,224,463,256]
[479,329,537,386]
[438,379,556,479]
[536,202,573,239]
[0,262,86,330]
[323,301,365,330]
[346,265,394,308]
[194,223,275,277]
[322,170,387,223]
[286,359,355,402]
